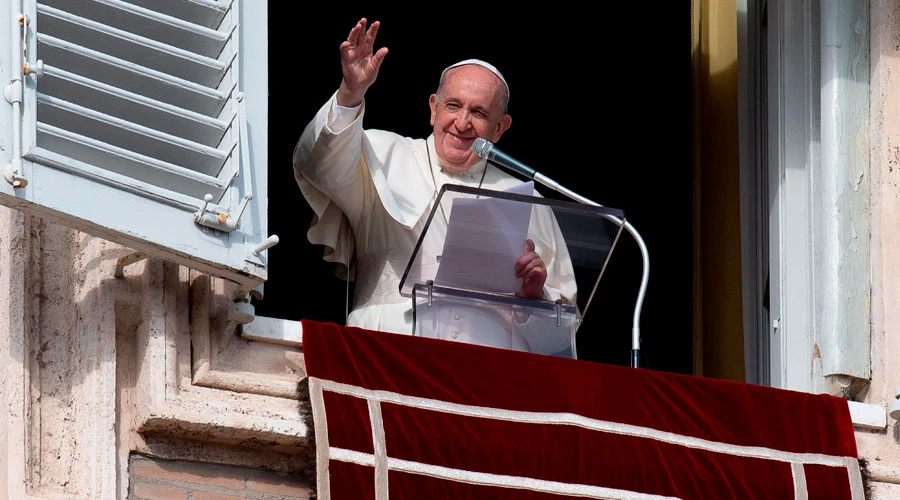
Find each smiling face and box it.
[429,64,511,171]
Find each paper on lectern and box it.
[433,182,534,294]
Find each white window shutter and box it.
[0,0,271,290]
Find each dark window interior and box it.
[260,5,693,374]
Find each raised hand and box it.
[515,238,547,300]
[337,18,389,107]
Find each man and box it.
[293,18,576,351]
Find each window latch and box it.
[193,193,251,233]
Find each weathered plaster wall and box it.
[858,0,900,497]
[1,203,29,498]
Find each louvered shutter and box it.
[0,0,271,289]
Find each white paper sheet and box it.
[433,182,534,294]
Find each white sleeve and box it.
[328,100,362,132]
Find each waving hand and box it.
[337,18,389,107]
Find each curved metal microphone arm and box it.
[532,173,649,368]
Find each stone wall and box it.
[129,454,311,500]
[1,207,311,499]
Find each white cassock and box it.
[293,92,578,355]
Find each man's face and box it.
[429,65,511,171]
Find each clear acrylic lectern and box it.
[398,184,625,359]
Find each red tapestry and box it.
[301,320,864,499]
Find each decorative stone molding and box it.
[130,260,311,469]
[1,210,312,499]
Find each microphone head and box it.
[472,137,493,158]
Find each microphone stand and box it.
[491,164,650,369]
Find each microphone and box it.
[472,138,536,179]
